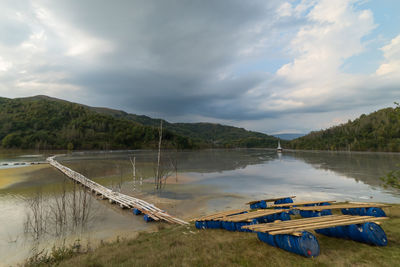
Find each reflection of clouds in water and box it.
[189,151,400,204]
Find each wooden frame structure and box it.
[243,215,388,235]
[222,209,287,222]
[246,196,296,205]
[296,203,389,212]
[269,200,336,208]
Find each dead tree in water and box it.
[154,120,174,191]
[155,120,163,190]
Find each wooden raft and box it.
[269,200,336,208]
[48,156,188,225]
[222,209,287,222]
[296,203,390,212]
[246,196,296,205]
[192,209,249,222]
[243,215,388,235]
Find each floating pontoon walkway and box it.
[47,156,188,225]
[192,209,249,222]
[246,196,296,205]
[270,200,336,208]
[222,209,287,222]
[243,214,388,235]
[296,203,389,212]
[1,161,48,166]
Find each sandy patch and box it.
[0,165,49,189]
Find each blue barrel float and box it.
[257,231,320,258]
[300,202,332,218]
[341,207,386,217]
[133,208,142,215]
[250,200,267,209]
[235,211,291,232]
[195,210,248,230]
[195,221,207,229]
[315,222,387,246]
[143,214,154,222]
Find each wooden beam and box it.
[246,196,296,205]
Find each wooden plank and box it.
[246,196,296,205]
[193,209,248,221]
[269,200,336,208]
[243,215,388,235]
[244,215,349,230]
[268,217,388,235]
[223,209,287,222]
[296,203,390,211]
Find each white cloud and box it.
[376,34,400,76]
[252,0,376,114]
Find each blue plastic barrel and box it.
[195,221,206,229]
[236,222,252,232]
[341,208,350,215]
[143,214,154,222]
[366,207,386,217]
[361,222,387,246]
[279,212,291,221]
[259,200,267,209]
[257,232,276,247]
[273,232,320,257]
[321,209,332,216]
[133,208,142,215]
[250,202,258,209]
[222,221,236,231]
[206,220,221,229]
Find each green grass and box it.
[25,206,400,267]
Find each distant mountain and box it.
[0,95,278,150]
[288,106,400,152]
[274,133,305,140]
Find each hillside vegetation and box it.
[90,105,277,148]
[289,106,400,152]
[0,97,192,150]
[0,96,277,150]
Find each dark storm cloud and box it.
[46,0,287,118]
[1,0,399,133]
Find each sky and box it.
[0,0,400,135]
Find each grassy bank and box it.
[25,205,400,267]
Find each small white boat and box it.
[277,140,282,153]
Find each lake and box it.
[1,149,400,265]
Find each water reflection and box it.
[1,149,400,266]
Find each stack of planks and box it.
[296,203,389,212]
[243,214,388,235]
[193,209,249,222]
[47,156,188,225]
[222,209,287,222]
[246,196,296,206]
[269,200,336,208]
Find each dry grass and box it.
[27,205,400,267]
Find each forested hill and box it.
[91,105,277,147]
[289,106,400,152]
[0,96,278,150]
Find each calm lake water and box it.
[1,149,400,265]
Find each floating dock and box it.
[47,156,188,225]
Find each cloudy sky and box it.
[0,0,400,134]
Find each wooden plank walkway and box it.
[246,196,296,205]
[47,156,188,225]
[243,215,388,235]
[1,161,48,166]
[296,203,389,211]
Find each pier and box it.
[47,156,188,225]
